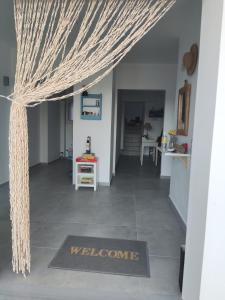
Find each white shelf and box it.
[77,183,95,188]
[165,152,191,157]
[76,161,95,165]
[157,147,191,157]
[77,172,94,176]
[156,146,191,168]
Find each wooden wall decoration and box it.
[177,80,191,136]
[183,44,198,75]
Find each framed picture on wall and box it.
[81,94,102,120]
[177,80,191,136]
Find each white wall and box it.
[48,102,60,162]
[183,0,225,298]
[59,101,73,157]
[0,0,16,184]
[0,44,13,184]
[169,0,202,224]
[114,63,177,176]
[0,1,47,183]
[40,103,49,163]
[65,102,73,154]
[114,95,122,170]
[110,73,116,177]
[60,102,66,155]
[40,102,61,164]
[65,121,73,153]
[73,73,114,185]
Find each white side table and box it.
[75,159,97,191]
[140,137,157,166]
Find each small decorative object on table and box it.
[174,143,188,154]
[168,129,177,151]
[143,122,152,138]
[182,143,188,153]
[85,136,91,154]
[161,132,168,151]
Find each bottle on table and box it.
[161,133,168,151]
[85,136,91,154]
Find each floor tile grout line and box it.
[148,254,180,260]
[30,220,137,230]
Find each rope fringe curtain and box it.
[2,0,175,275]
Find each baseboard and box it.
[0,181,8,187]
[110,173,113,183]
[99,182,111,187]
[40,158,61,165]
[168,196,186,233]
[0,163,42,186]
[160,175,170,179]
[30,163,42,168]
[73,182,111,189]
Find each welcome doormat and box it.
[49,235,150,277]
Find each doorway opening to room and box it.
[59,99,74,180]
[26,92,74,192]
[61,100,73,160]
[116,89,165,172]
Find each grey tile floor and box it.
[0,156,184,300]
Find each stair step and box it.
[124,144,141,148]
[124,141,140,147]
[121,150,140,156]
[124,138,141,142]
[124,147,140,151]
[123,130,141,155]
[124,140,141,145]
[124,134,141,138]
[124,130,142,135]
[125,135,141,139]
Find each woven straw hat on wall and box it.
[183,44,198,75]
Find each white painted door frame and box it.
[183,0,225,299]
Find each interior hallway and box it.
[0,157,184,300]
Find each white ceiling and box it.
[0,0,200,65]
[123,0,200,64]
